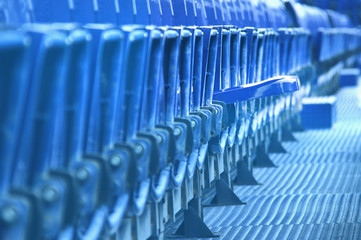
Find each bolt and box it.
[173,127,182,137]
[42,186,58,203]
[76,167,89,182]
[156,134,163,144]
[191,119,197,128]
[110,154,122,167]
[1,206,17,224]
[134,144,144,156]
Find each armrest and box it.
[212,75,300,104]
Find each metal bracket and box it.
[282,126,298,142]
[254,145,277,168]
[268,133,288,153]
[234,160,260,186]
[209,180,246,206]
[172,208,218,238]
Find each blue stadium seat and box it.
[1,1,361,239]
[0,30,30,193]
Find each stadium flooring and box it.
[165,84,361,240]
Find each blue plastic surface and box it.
[13,25,68,187]
[301,96,337,129]
[201,27,219,106]
[339,68,360,87]
[50,24,92,168]
[213,75,301,104]
[0,31,30,193]
[83,24,123,155]
[158,29,179,123]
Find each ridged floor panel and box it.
[165,86,361,240]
